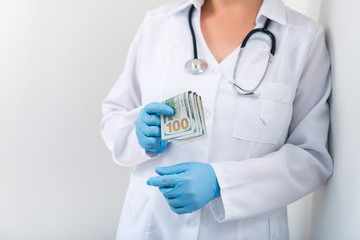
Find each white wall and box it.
[283,0,322,21]
[0,0,166,239]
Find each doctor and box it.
[101,0,332,239]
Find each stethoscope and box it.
[185,5,276,95]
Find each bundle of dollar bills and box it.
[161,91,207,145]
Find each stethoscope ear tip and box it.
[185,58,208,74]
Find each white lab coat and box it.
[101,0,333,239]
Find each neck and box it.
[202,0,263,16]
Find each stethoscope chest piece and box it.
[185,58,208,74]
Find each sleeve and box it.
[208,26,333,222]
[101,14,160,167]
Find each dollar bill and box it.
[161,91,207,145]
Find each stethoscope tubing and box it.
[186,5,277,95]
[241,19,276,56]
[188,5,198,60]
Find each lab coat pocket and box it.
[232,83,293,144]
[116,173,155,240]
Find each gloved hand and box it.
[135,102,174,154]
[146,162,220,214]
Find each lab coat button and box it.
[262,115,272,125]
[187,221,198,228]
[211,68,221,75]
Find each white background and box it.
[0,0,357,239]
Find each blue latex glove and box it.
[146,162,220,214]
[135,102,174,154]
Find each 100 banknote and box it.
[160,91,207,145]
